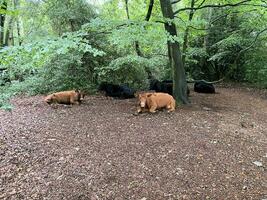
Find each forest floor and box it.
[0,85,267,200]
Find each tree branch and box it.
[174,0,252,15]
[175,9,257,31]
[210,9,257,24]
[235,27,267,62]
[145,0,154,21]
[239,28,267,54]
[197,0,207,8]
[171,0,182,4]
[240,3,267,8]
[125,0,130,19]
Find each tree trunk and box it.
[204,7,213,53]
[16,16,22,45]
[145,0,154,21]
[14,0,22,45]
[5,14,15,46]
[123,0,155,79]
[159,0,189,104]
[182,0,195,65]
[125,0,130,19]
[136,0,154,58]
[0,1,7,47]
[124,0,143,57]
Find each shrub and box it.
[98,55,168,90]
[0,31,105,109]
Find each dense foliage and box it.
[0,0,266,108]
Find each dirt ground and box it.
[0,86,266,200]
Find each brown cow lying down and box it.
[45,90,85,105]
[137,92,175,113]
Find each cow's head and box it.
[75,90,86,101]
[138,93,153,108]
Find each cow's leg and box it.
[70,97,80,105]
[149,104,157,113]
[167,100,175,112]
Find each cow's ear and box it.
[134,92,139,98]
[147,93,153,97]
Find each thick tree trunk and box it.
[0,1,7,47]
[159,0,189,104]
[182,0,195,65]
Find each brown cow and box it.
[137,92,175,113]
[44,90,84,105]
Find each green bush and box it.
[0,31,105,92]
[0,31,105,109]
[98,55,148,90]
[244,49,267,87]
[0,88,13,111]
[98,55,168,90]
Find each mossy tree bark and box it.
[159,0,189,104]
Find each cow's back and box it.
[150,93,174,107]
[53,91,75,104]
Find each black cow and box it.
[150,79,190,96]
[194,81,215,93]
[99,82,135,99]
[161,80,173,95]
[149,79,171,95]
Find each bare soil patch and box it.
[0,86,266,200]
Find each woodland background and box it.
[0,0,266,109]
